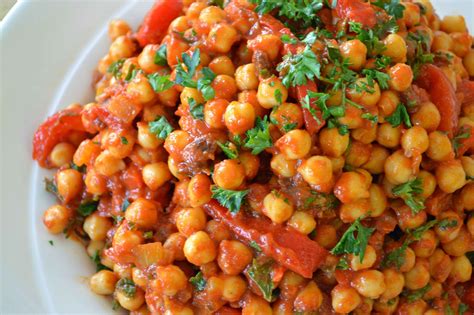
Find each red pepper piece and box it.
[204,201,328,278]
[136,0,183,47]
[335,0,377,28]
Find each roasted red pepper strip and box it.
[32,107,86,168]
[459,80,474,105]
[204,201,328,278]
[416,64,461,138]
[296,83,326,135]
[335,0,376,28]
[136,0,183,47]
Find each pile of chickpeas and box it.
[40,0,474,314]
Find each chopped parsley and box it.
[45,178,60,199]
[407,31,434,78]
[277,46,321,88]
[247,259,275,302]
[385,103,412,128]
[48,240,54,246]
[91,250,111,272]
[274,89,283,104]
[330,217,375,263]
[148,73,174,92]
[362,68,390,90]
[71,162,86,173]
[154,45,168,66]
[189,272,206,291]
[336,257,349,270]
[143,231,154,239]
[188,97,204,120]
[302,90,348,135]
[149,116,174,140]
[175,49,201,88]
[382,241,409,269]
[77,200,99,217]
[372,0,405,19]
[361,113,378,124]
[249,241,262,252]
[349,22,386,56]
[116,278,136,298]
[124,64,140,82]
[217,141,238,159]
[403,283,431,303]
[121,199,130,212]
[120,136,128,145]
[107,59,125,79]
[392,178,424,214]
[211,186,249,214]
[244,116,273,154]
[459,303,469,315]
[452,127,471,156]
[197,67,216,101]
[437,219,458,230]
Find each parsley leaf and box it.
[197,67,216,101]
[385,103,412,128]
[330,217,375,263]
[154,45,168,66]
[148,73,174,92]
[149,116,174,140]
[116,278,136,298]
[382,242,409,269]
[107,59,125,79]
[45,178,60,199]
[452,127,471,156]
[277,46,321,88]
[407,219,438,241]
[143,231,154,239]
[249,241,262,252]
[361,113,378,124]
[188,97,204,120]
[121,199,130,212]
[362,68,390,90]
[120,136,128,145]
[407,31,434,78]
[459,303,469,315]
[392,178,425,214]
[336,257,349,270]
[403,284,431,303]
[77,200,99,217]
[91,250,111,272]
[217,141,238,159]
[124,64,140,82]
[372,0,405,19]
[48,240,54,246]
[244,116,273,154]
[349,22,386,56]
[211,186,249,214]
[189,272,207,291]
[247,259,275,302]
[175,49,200,88]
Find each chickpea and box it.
[463,50,474,76]
[180,87,204,108]
[376,122,402,148]
[131,268,147,289]
[384,150,416,185]
[443,227,471,256]
[154,265,188,296]
[271,153,297,178]
[435,211,462,243]
[212,159,246,190]
[450,255,472,283]
[206,220,231,243]
[56,169,83,202]
[109,35,135,61]
[340,198,371,223]
[380,269,404,300]
[347,78,381,108]
[125,198,158,229]
[428,248,452,283]
[164,130,191,156]
[314,224,338,249]
[86,240,104,258]
[331,285,362,314]
[275,129,311,160]
[450,32,472,58]
[204,99,228,129]
[435,160,466,193]
[94,150,125,176]
[90,270,118,295]
[176,207,207,237]
[126,75,157,104]
[418,170,436,198]
[334,171,370,204]
[402,2,420,27]
[404,259,430,290]
[212,74,238,101]
[137,122,161,150]
[362,145,390,174]
[369,184,388,217]
[222,275,247,302]
[319,127,350,157]
[373,297,399,314]
[460,183,474,210]
[43,205,72,234]
[209,56,235,76]
[183,231,216,266]
[382,34,407,63]
[142,162,172,190]
[432,31,454,51]
[83,213,113,241]
[345,141,372,167]
[293,281,323,312]
[208,23,238,54]
[351,270,386,299]
[340,39,367,70]
[401,126,429,156]
[257,77,288,109]
[249,34,282,61]
[287,211,316,235]
[115,287,145,311]
[298,156,334,193]
[468,216,474,236]
[235,64,259,91]
[349,245,376,271]
[270,102,304,132]
[462,156,474,178]
[199,6,226,26]
[243,295,273,315]
[411,229,438,258]
[351,123,377,144]
[400,247,417,273]
[426,131,454,161]
[108,19,131,41]
[396,205,427,231]
[217,240,253,275]
[263,190,294,224]
[224,101,255,134]
[164,233,186,261]
[137,44,162,73]
[50,142,75,167]
[440,15,468,33]
[412,102,441,132]
[73,139,101,166]
[388,63,413,92]
[187,174,212,207]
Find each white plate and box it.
[1,0,473,313]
